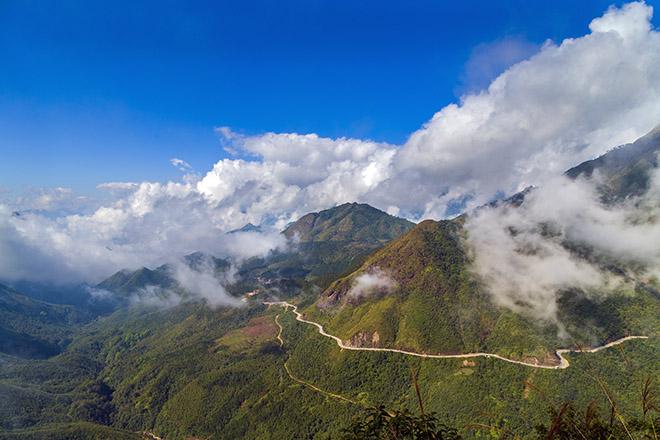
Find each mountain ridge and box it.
[305,125,660,359]
[283,202,414,243]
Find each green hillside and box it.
[282,202,413,243]
[308,219,561,361]
[96,204,415,300]
[0,298,656,439]
[1,131,658,439]
[0,422,140,440]
[0,284,90,359]
[96,252,231,303]
[97,267,174,297]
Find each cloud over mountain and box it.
[465,166,660,322]
[2,2,660,285]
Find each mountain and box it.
[0,283,90,359]
[2,270,655,439]
[1,133,658,438]
[95,204,414,300]
[182,251,231,274]
[310,219,559,360]
[96,253,230,300]
[305,128,660,360]
[565,124,660,200]
[97,266,175,297]
[228,223,262,233]
[4,281,118,316]
[237,203,415,293]
[282,202,413,243]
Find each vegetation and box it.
[311,220,563,359]
[341,391,660,440]
[0,281,657,439]
[282,202,414,244]
[310,210,659,361]
[341,406,461,440]
[565,124,660,202]
[0,284,93,359]
[235,203,416,294]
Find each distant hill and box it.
[283,202,413,243]
[1,130,658,439]
[238,203,415,293]
[228,223,262,234]
[97,266,175,297]
[94,204,414,300]
[96,253,232,305]
[0,284,90,359]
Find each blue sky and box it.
[1,0,655,192]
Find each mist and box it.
[348,267,398,300]
[465,165,660,324]
[169,257,242,308]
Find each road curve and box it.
[265,301,649,370]
[274,314,359,404]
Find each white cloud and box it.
[0,184,288,284]
[193,1,660,223]
[169,257,242,308]
[10,187,93,214]
[465,167,660,322]
[589,1,653,41]
[170,158,193,171]
[196,131,396,227]
[390,1,660,218]
[348,267,398,299]
[97,182,139,191]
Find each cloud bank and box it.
[2,2,660,286]
[465,166,660,322]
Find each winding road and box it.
[274,314,359,404]
[265,301,649,370]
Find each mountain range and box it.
[0,126,658,439]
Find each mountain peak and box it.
[282,203,414,243]
[228,223,262,234]
[565,124,660,200]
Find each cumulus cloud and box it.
[199,1,660,222]
[348,267,398,299]
[2,2,660,288]
[391,2,660,218]
[196,130,397,226]
[465,166,660,322]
